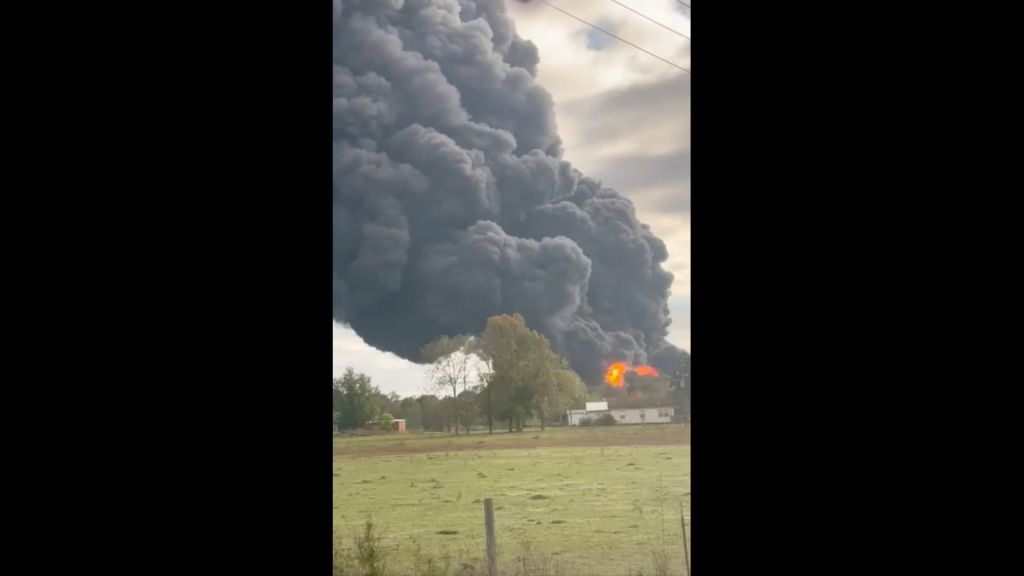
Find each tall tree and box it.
[456,387,481,434]
[333,368,380,431]
[416,394,446,432]
[422,335,474,434]
[479,370,495,434]
[468,336,496,433]
[480,314,525,432]
[532,360,586,430]
[480,314,578,432]
[395,396,422,430]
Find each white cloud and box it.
[333,322,430,397]
[509,1,690,102]
[667,295,691,352]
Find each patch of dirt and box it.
[333,426,689,457]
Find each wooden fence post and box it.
[681,505,690,576]
[484,497,497,576]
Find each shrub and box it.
[595,413,617,426]
[354,520,386,576]
[378,412,395,431]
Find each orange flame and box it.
[633,365,659,377]
[605,362,627,387]
[604,362,660,387]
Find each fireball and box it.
[632,365,659,377]
[603,362,659,387]
[604,362,627,387]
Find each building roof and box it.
[571,401,673,413]
[605,397,673,410]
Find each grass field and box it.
[333,424,690,576]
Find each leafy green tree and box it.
[480,314,580,432]
[477,370,496,434]
[456,388,481,434]
[416,394,446,432]
[532,364,585,430]
[333,368,380,430]
[395,396,422,429]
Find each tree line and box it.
[332,367,478,433]
[334,313,690,434]
[334,313,585,433]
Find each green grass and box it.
[333,425,690,576]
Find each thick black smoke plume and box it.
[334,0,689,384]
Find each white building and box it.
[565,401,674,425]
[566,409,589,425]
[608,406,674,424]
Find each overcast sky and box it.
[333,0,691,396]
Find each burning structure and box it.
[604,362,660,387]
[333,0,689,386]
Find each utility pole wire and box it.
[609,0,690,40]
[539,0,691,74]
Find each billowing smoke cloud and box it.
[334,0,689,385]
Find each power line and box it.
[608,0,690,40]
[539,0,691,74]
[675,0,692,8]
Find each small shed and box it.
[392,419,406,433]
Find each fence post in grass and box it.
[484,497,497,576]
[680,505,691,576]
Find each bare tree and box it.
[422,335,473,435]
[670,367,690,424]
